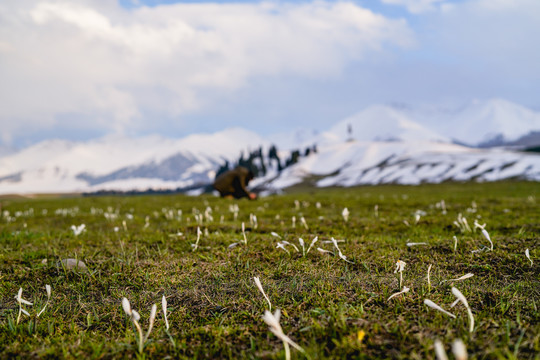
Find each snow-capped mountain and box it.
[258,141,540,191]
[268,99,540,149]
[323,104,450,144]
[397,98,540,147]
[1,99,539,195]
[0,128,268,194]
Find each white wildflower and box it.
[424,299,456,318]
[254,277,272,311]
[300,216,308,230]
[434,339,449,360]
[15,288,33,324]
[299,238,305,256]
[342,208,349,222]
[442,273,474,283]
[281,241,299,252]
[317,248,333,254]
[162,296,169,331]
[452,339,468,360]
[263,310,305,360]
[242,222,247,245]
[143,304,157,343]
[306,236,318,255]
[451,287,475,333]
[71,224,86,236]
[427,264,432,290]
[406,242,428,247]
[37,284,52,317]
[330,237,353,263]
[192,226,202,251]
[525,249,533,266]
[394,260,406,288]
[276,242,290,255]
[387,286,410,301]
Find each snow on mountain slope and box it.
[323,105,450,144]
[0,128,268,194]
[266,128,321,150]
[261,140,540,190]
[1,98,540,195]
[446,99,540,145]
[395,99,540,146]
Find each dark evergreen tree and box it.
[285,150,300,167]
[268,145,282,171]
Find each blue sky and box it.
[0,0,538,147]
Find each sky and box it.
[0,0,539,148]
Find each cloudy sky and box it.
[0,0,538,147]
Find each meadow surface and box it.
[0,182,539,359]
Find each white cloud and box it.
[380,0,446,14]
[0,0,413,145]
[426,0,540,75]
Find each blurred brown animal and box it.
[213,166,256,200]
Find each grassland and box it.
[0,181,539,359]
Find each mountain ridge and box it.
[1,99,539,195]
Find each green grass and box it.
[0,181,539,359]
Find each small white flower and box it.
[317,247,333,254]
[452,339,468,360]
[434,339,449,360]
[451,287,475,333]
[442,273,474,283]
[192,226,202,251]
[298,238,305,256]
[122,297,132,317]
[254,277,272,311]
[263,309,305,360]
[394,260,406,287]
[406,242,428,247]
[143,304,157,343]
[387,286,410,301]
[342,208,349,222]
[281,241,299,252]
[37,284,52,317]
[424,299,456,318]
[394,260,406,273]
[276,242,290,255]
[162,296,169,331]
[242,222,247,245]
[480,228,493,251]
[300,216,308,230]
[306,236,318,255]
[330,237,353,263]
[15,288,33,324]
[270,232,281,239]
[427,264,432,290]
[525,249,533,266]
[71,224,86,236]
